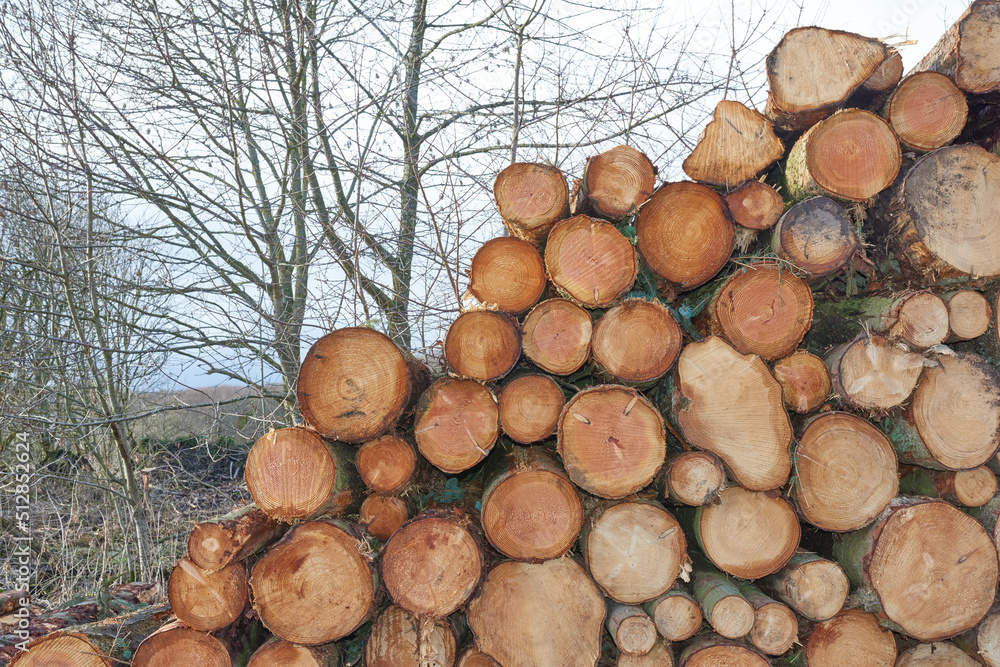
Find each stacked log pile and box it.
[13,1,1000,665]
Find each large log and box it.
[886,72,968,152]
[682,100,784,187]
[413,377,498,474]
[802,608,897,667]
[896,642,980,667]
[250,520,378,644]
[591,298,682,384]
[771,196,861,279]
[520,298,593,376]
[466,556,606,667]
[667,336,792,491]
[493,162,569,246]
[915,0,1000,95]
[497,373,564,444]
[168,557,247,632]
[763,551,848,622]
[466,237,547,314]
[444,310,522,382]
[544,214,638,307]
[556,385,665,499]
[581,144,656,220]
[364,605,457,667]
[130,623,234,667]
[186,504,285,573]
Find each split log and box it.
[896,642,980,667]
[875,144,1000,281]
[248,639,341,667]
[186,504,285,573]
[823,332,923,411]
[886,72,968,152]
[250,520,378,644]
[881,352,1000,470]
[365,605,456,667]
[832,497,998,641]
[668,336,792,491]
[591,299,682,384]
[734,582,797,656]
[616,639,674,667]
[677,632,770,667]
[802,609,897,667]
[765,26,893,131]
[642,587,703,642]
[168,557,247,632]
[493,162,569,246]
[763,551,848,622]
[859,51,904,97]
[915,0,1000,95]
[413,377,498,474]
[456,646,501,667]
[606,603,657,656]
[661,451,726,507]
[635,182,735,297]
[785,109,900,202]
[582,501,689,605]
[466,237,547,314]
[899,466,997,507]
[244,428,361,522]
[497,373,565,444]
[695,261,814,361]
[772,350,831,414]
[381,511,483,618]
[943,289,991,341]
[356,435,417,494]
[690,564,754,640]
[581,144,657,220]
[771,196,860,279]
[466,556,606,667]
[557,385,665,499]
[297,327,417,443]
[684,486,799,579]
[682,101,784,187]
[520,298,593,376]
[359,493,409,541]
[480,445,582,561]
[131,623,233,667]
[544,214,638,307]
[444,310,521,382]
[790,412,898,532]
[725,180,784,231]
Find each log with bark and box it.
[364,605,456,667]
[591,298,682,384]
[690,563,754,639]
[413,377,498,474]
[899,465,998,507]
[915,0,1000,95]
[616,639,674,667]
[771,196,861,279]
[606,603,658,656]
[580,144,657,220]
[167,557,248,632]
[661,450,726,506]
[493,162,569,246]
[725,180,784,231]
[734,582,798,656]
[544,214,638,307]
[944,289,991,341]
[496,373,564,444]
[682,100,784,187]
[886,72,969,152]
[444,310,522,381]
[896,642,980,667]
[186,504,285,573]
[520,297,593,375]
[466,237,547,314]
[247,638,342,667]
[642,587,703,643]
[824,332,923,411]
[802,608,897,667]
[763,551,849,622]
[771,350,831,414]
[676,632,770,667]
[130,622,235,667]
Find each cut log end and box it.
[468,237,547,314]
[248,639,342,667]
[891,291,949,349]
[749,601,798,656]
[444,310,522,382]
[767,553,849,622]
[167,558,247,632]
[356,435,416,494]
[592,299,682,383]
[682,100,784,187]
[772,196,859,278]
[498,374,565,444]
[725,180,784,231]
[359,494,409,541]
[804,609,897,667]
[646,589,702,642]
[773,350,831,413]
[887,72,968,152]
[186,505,283,573]
[584,145,656,219]
[365,605,456,667]
[896,642,980,667]
[665,451,726,506]
[12,634,113,667]
[132,627,232,667]
[944,290,991,341]
[493,162,569,246]
[414,378,498,474]
[521,298,593,375]
[825,333,923,411]
[545,215,638,308]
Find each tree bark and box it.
[493,162,570,247]
[592,299,682,384]
[802,609,897,667]
[186,504,285,573]
[544,214,638,308]
[899,466,997,507]
[772,350,831,414]
[734,582,798,656]
[771,196,861,279]
[763,551,849,622]
[915,0,1000,95]
[520,298,593,376]
[168,557,248,632]
[467,237,547,314]
[606,603,658,656]
[444,310,522,382]
[581,145,656,220]
[414,377,499,474]
[497,373,565,444]
[886,72,968,152]
[365,605,457,667]
[682,101,784,187]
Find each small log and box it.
[734,582,797,656]
[915,0,1000,95]
[466,556,605,667]
[725,180,784,231]
[582,501,689,605]
[685,486,799,580]
[497,373,565,444]
[364,605,456,667]
[824,332,923,411]
[803,608,897,667]
[467,237,547,314]
[900,466,997,507]
[520,298,593,376]
[642,587,702,643]
[771,196,860,279]
[978,612,1000,667]
[669,336,792,491]
[444,310,522,382]
[356,435,416,494]
[248,638,341,667]
[682,101,784,187]
[251,520,378,644]
[881,353,1000,470]
[244,427,361,522]
[764,551,848,622]
[582,145,657,220]
[772,350,831,414]
[413,378,498,474]
[791,412,898,532]
[833,497,998,641]
[677,632,770,667]
[186,504,285,573]
[635,182,735,296]
[480,445,582,561]
[690,564,754,639]
[544,214,638,308]
[859,51,904,96]
[131,623,232,667]
[557,385,665,499]
[493,162,569,246]
[381,511,483,618]
[886,72,969,152]
[456,646,502,667]
[359,493,409,541]
[297,327,415,443]
[810,290,949,350]
[765,26,893,131]
[785,108,900,202]
[616,639,674,667]
[591,299,682,384]
[896,642,980,667]
[607,603,657,656]
[695,260,814,361]
[943,289,991,341]
[168,557,247,632]
[662,451,726,507]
